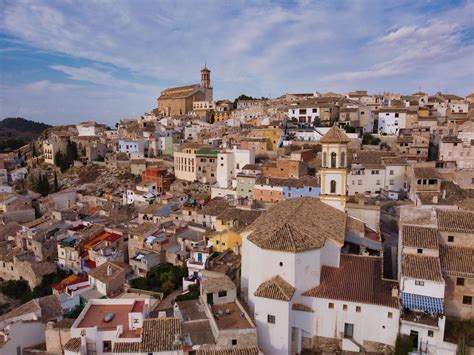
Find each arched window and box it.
[331,152,337,168]
[323,152,327,167]
[330,180,337,194]
[340,151,346,167]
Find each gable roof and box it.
[439,244,474,277]
[437,210,474,233]
[402,225,439,249]
[303,255,398,308]
[247,198,346,252]
[113,318,182,353]
[319,126,350,144]
[254,275,295,302]
[402,254,443,282]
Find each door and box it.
[344,323,354,338]
[410,330,419,350]
[207,292,213,305]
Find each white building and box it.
[348,153,407,198]
[0,295,63,355]
[76,121,104,136]
[118,139,146,156]
[287,105,320,124]
[398,224,457,354]
[241,198,400,354]
[216,147,255,189]
[378,109,407,135]
[64,298,185,355]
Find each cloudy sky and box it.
[1,0,473,126]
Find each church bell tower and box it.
[319,126,350,211]
[201,66,211,89]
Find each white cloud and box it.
[0,0,473,124]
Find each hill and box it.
[0,117,52,152]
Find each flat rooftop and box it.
[211,302,252,330]
[77,301,145,337]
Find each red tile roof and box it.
[303,255,399,308]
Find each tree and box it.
[66,140,78,162]
[36,173,50,197]
[54,150,63,168]
[53,170,59,192]
[31,143,37,158]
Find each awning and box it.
[401,292,444,314]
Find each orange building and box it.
[142,165,174,194]
[261,159,308,179]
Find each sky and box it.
[1,0,473,126]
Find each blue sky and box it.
[1,0,473,126]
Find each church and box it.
[155,66,213,117]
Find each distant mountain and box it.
[0,117,52,152]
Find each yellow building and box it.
[214,111,229,122]
[209,230,242,254]
[209,207,263,254]
[418,107,430,117]
[262,126,281,151]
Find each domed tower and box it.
[319,126,350,211]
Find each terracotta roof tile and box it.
[197,347,261,355]
[247,197,346,252]
[63,337,81,352]
[402,225,439,249]
[292,303,314,312]
[413,167,442,180]
[437,210,474,233]
[319,126,351,144]
[254,275,295,302]
[141,317,182,352]
[439,245,474,277]
[402,254,443,282]
[303,255,398,308]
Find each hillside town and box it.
[0,67,473,355]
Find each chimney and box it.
[80,330,87,353]
[391,286,399,298]
[107,264,113,276]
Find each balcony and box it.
[187,258,206,270]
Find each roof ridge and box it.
[273,275,290,299]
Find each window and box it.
[376,180,381,185]
[457,278,465,286]
[389,179,394,185]
[218,291,227,298]
[330,180,336,194]
[344,323,354,338]
[279,262,283,267]
[103,340,112,353]
[356,306,361,313]
[388,312,393,319]
[415,280,424,286]
[343,304,348,311]
[340,151,346,167]
[463,296,472,305]
[417,248,423,254]
[267,314,276,323]
[323,152,327,167]
[390,170,394,175]
[331,152,337,168]
[328,303,334,309]
[232,339,238,345]
[428,330,434,337]
[448,236,454,242]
